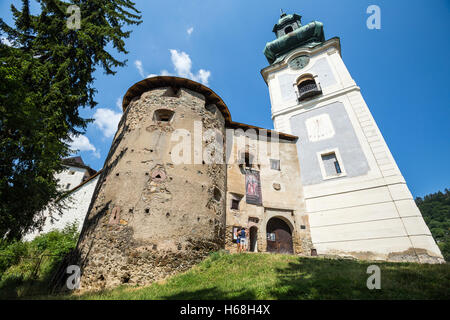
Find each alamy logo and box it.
[366,5,381,30]
[366,265,381,289]
[66,5,81,30]
[66,265,81,290]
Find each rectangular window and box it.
[231,199,240,210]
[66,183,71,190]
[267,233,276,241]
[321,152,342,177]
[270,159,280,171]
[244,153,253,168]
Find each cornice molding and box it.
[271,85,361,119]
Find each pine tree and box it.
[0,0,141,240]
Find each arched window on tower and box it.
[295,74,322,102]
[284,26,293,35]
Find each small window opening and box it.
[69,171,75,175]
[284,26,293,34]
[121,274,130,284]
[163,87,180,97]
[242,152,253,168]
[66,183,71,190]
[213,187,221,201]
[153,109,174,122]
[231,199,240,210]
[321,152,343,177]
[270,159,280,171]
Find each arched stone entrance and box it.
[266,217,293,254]
[249,226,258,252]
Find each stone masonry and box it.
[75,84,227,290]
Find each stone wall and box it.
[75,86,227,290]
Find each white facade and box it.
[55,166,90,191]
[261,38,444,263]
[24,165,100,241]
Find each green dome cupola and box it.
[264,12,326,65]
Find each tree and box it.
[415,189,450,261]
[0,0,141,240]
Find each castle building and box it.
[67,13,442,289]
[24,157,99,241]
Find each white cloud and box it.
[69,134,100,158]
[196,69,211,86]
[134,60,145,78]
[170,49,192,78]
[136,50,211,85]
[187,27,194,35]
[169,49,211,85]
[116,96,122,110]
[93,108,122,138]
[160,69,173,76]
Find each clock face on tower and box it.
[289,55,310,70]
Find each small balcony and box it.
[297,79,322,102]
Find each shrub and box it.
[0,221,79,298]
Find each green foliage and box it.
[0,239,29,275]
[0,0,142,240]
[0,221,79,298]
[415,189,450,261]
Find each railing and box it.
[297,81,322,101]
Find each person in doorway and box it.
[239,227,247,252]
[235,228,241,252]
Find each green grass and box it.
[46,251,450,300]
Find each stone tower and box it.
[75,77,230,290]
[261,13,444,262]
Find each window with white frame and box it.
[318,149,346,180]
[321,152,342,177]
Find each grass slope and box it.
[60,251,449,300]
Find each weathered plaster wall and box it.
[24,174,100,241]
[75,87,227,290]
[224,132,312,255]
[55,166,88,191]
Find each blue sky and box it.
[1,0,449,198]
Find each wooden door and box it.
[266,218,293,254]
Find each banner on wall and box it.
[245,170,262,205]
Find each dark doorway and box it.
[266,217,293,254]
[249,226,258,252]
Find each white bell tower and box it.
[260,13,443,262]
